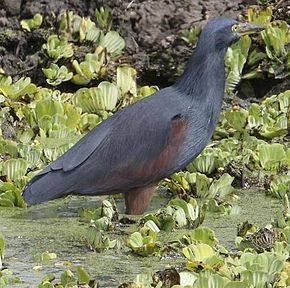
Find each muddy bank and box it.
[0,0,256,87]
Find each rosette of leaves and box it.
[267,174,290,198]
[0,268,21,286]
[0,180,26,207]
[226,251,286,287]
[42,64,73,86]
[73,81,120,113]
[142,197,206,231]
[43,35,74,61]
[187,147,219,174]
[117,66,137,97]
[127,228,160,257]
[23,99,81,161]
[79,17,102,43]
[34,251,57,266]
[79,113,103,132]
[245,7,290,78]
[1,158,29,182]
[217,90,290,139]
[182,243,223,271]
[86,220,117,252]
[181,25,202,45]
[84,200,118,251]
[138,85,159,98]
[0,76,37,101]
[220,107,249,133]
[79,199,118,223]
[58,11,103,43]
[255,91,290,138]
[166,171,196,194]
[72,53,103,85]
[20,13,42,32]
[31,99,81,132]
[195,173,235,199]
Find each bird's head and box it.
[199,17,264,51]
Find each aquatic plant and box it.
[43,35,74,61]
[141,197,206,231]
[0,232,4,269]
[225,7,290,92]
[42,64,73,86]
[127,229,160,256]
[20,13,43,32]
[38,266,97,288]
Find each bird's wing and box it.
[37,91,188,191]
[36,119,110,176]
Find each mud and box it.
[0,0,258,87]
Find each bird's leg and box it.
[125,185,156,215]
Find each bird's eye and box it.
[232,24,239,32]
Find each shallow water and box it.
[0,190,282,287]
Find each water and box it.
[0,190,282,287]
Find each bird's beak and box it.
[236,23,264,36]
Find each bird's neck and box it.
[174,45,227,102]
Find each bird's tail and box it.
[22,170,75,205]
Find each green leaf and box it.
[73,81,119,113]
[60,269,75,286]
[42,64,73,86]
[1,158,29,181]
[186,227,218,246]
[20,13,42,32]
[183,243,215,262]
[97,31,125,57]
[76,266,90,284]
[72,53,102,85]
[0,232,4,260]
[0,77,37,100]
[226,35,251,92]
[43,35,74,61]
[258,143,286,170]
[117,66,137,96]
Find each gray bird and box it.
[22,17,263,214]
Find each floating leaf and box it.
[127,231,159,256]
[43,35,74,60]
[76,266,90,284]
[258,143,286,170]
[1,158,29,181]
[226,35,251,92]
[117,66,137,97]
[96,31,125,57]
[42,64,73,86]
[72,53,102,85]
[73,81,119,113]
[0,77,37,100]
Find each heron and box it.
[22,17,263,214]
